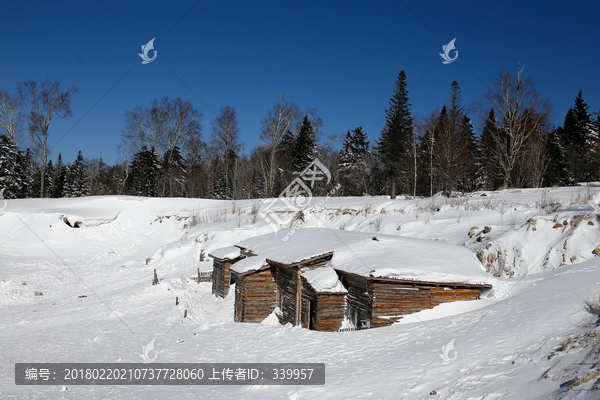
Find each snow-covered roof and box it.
[302,266,347,293]
[329,235,492,285]
[230,255,268,274]
[234,228,372,266]
[209,246,242,260]
[228,228,492,285]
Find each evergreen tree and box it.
[0,134,22,199]
[458,114,481,191]
[43,160,55,198]
[544,127,574,186]
[161,146,187,197]
[375,70,413,198]
[209,170,232,200]
[293,115,318,172]
[431,81,478,193]
[18,148,36,198]
[560,90,599,181]
[126,146,159,197]
[54,154,67,198]
[338,126,372,195]
[479,109,503,190]
[63,151,89,197]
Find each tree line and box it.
[1,65,599,201]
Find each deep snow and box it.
[0,186,599,399]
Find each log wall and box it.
[234,268,277,323]
[275,265,299,326]
[212,257,243,298]
[372,281,483,326]
[338,271,373,329]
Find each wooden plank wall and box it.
[236,268,277,323]
[372,282,482,326]
[338,271,373,328]
[275,266,299,326]
[315,294,346,332]
[212,258,242,298]
[211,259,225,297]
[300,278,345,332]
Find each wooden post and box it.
[197,268,200,284]
[295,268,302,326]
[176,297,179,305]
[152,269,158,285]
[184,309,187,318]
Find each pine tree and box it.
[54,154,67,198]
[479,109,503,190]
[18,148,36,198]
[126,146,159,197]
[544,127,574,186]
[338,126,372,195]
[44,160,55,198]
[431,81,478,193]
[210,170,232,200]
[293,115,318,172]
[63,151,89,197]
[0,134,22,199]
[458,114,481,191]
[375,71,413,198]
[161,146,187,197]
[560,90,599,182]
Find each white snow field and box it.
[1,186,600,399]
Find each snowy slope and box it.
[0,186,599,399]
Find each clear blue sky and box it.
[1,0,598,164]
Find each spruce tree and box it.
[161,146,187,197]
[293,116,318,172]
[560,91,599,182]
[0,134,22,199]
[338,126,371,195]
[44,160,55,198]
[64,151,89,197]
[459,115,481,191]
[479,109,504,190]
[544,127,574,186]
[126,146,159,197]
[54,154,67,198]
[375,71,413,198]
[18,148,36,198]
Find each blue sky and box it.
[0,0,598,164]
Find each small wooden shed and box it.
[209,246,244,298]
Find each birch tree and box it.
[17,79,78,198]
[121,96,202,161]
[477,63,551,188]
[259,93,301,196]
[0,89,24,146]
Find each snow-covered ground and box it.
[1,186,600,399]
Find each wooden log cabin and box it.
[208,246,244,298]
[210,228,492,332]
